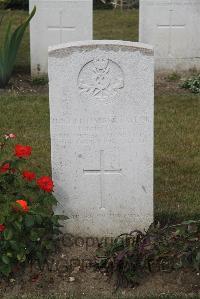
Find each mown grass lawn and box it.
[0,9,200,224]
[155,93,200,222]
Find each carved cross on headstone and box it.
[83,150,122,210]
[157,9,185,56]
[48,10,76,43]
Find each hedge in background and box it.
[1,0,112,10]
[0,0,28,10]
[94,0,113,9]
[0,0,138,10]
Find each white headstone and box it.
[49,41,154,237]
[29,0,93,76]
[139,0,200,71]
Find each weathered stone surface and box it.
[49,40,154,237]
[139,0,200,71]
[29,0,92,76]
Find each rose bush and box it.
[0,134,66,277]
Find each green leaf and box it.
[58,214,69,220]
[14,221,22,231]
[0,6,36,88]
[0,263,11,276]
[6,252,13,258]
[24,214,34,227]
[196,252,200,263]
[182,220,197,225]
[3,228,13,240]
[35,214,42,225]
[30,230,39,242]
[17,253,26,262]
[1,254,10,265]
[9,240,18,250]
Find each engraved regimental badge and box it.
[78,57,124,101]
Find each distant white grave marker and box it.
[157,9,185,56]
[29,0,92,76]
[47,10,76,44]
[139,0,200,70]
[49,41,154,237]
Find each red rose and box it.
[0,224,5,232]
[15,144,32,158]
[37,176,54,193]
[0,163,10,173]
[22,170,36,181]
[15,200,29,213]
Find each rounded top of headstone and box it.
[48,40,154,57]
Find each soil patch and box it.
[0,237,199,298]
[0,73,48,96]
[0,71,193,97]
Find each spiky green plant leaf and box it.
[0,6,36,88]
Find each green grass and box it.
[94,9,138,41]
[0,95,51,174]
[155,93,200,222]
[0,9,200,223]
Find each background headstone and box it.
[139,0,200,71]
[29,0,93,76]
[49,40,154,237]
